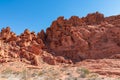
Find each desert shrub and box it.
[2,68,13,74]
[87,73,99,79]
[77,67,90,78]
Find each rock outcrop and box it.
[41,12,120,62]
[0,12,120,65]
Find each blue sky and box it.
[0,0,120,34]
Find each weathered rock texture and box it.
[44,12,120,62]
[0,12,120,65]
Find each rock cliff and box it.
[0,12,120,65]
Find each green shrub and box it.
[77,67,90,78]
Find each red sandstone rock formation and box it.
[42,12,120,62]
[0,12,120,65]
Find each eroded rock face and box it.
[83,12,104,25]
[0,12,120,65]
[42,12,120,62]
[0,27,71,65]
[0,27,17,42]
[42,51,72,65]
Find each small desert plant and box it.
[77,67,90,78]
[37,69,47,76]
[2,68,13,74]
[87,73,99,79]
[38,71,44,76]
[12,71,21,76]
